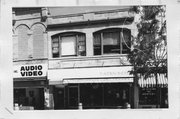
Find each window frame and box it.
[60,34,78,57]
[51,32,86,58]
[93,28,131,56]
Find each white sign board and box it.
[13,64,47,78]
[48,66,133,81]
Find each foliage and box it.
[128,6,167,77]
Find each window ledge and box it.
[13,58,48,62]
[49,54,129,61]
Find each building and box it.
[46,6,137,109]
[12,8,48,110]
[12,6,168,110]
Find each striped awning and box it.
[138,74,168,88]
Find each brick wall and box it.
[13,8,48,61]
[16,25,30,59]
[32,24,46,59]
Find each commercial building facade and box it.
[12,8,48,110]
[12,6,168,110]
[46,6,136,109]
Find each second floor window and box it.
[52,32,86,58]
[93,28,131,55]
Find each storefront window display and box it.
[52,83,132,109]
[139,87,168,108]
[14,88,45,110]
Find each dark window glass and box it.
[93,33,101,55]
[122,30,131,54]
[93,28,131,55]
[78,34,86,56]
[103,31,120,54]
[53,83,130,109]
[52,36,59,58]
[139,87,157,105]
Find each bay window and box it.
[52,32,86,58]
[93,28,131,55]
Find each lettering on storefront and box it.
[48,66,133,80]
[13,64,47,78]
[100,71,128,76]
[20,65,43,77]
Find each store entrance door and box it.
[68,85,79,109]
[54,87,65,109]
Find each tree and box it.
[128,6,167,108]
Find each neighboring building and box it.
[12,8,48,110]
[46,6,136,109]
[12,6,168,110]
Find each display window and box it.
[139,87,168,108]
[14,88,45,110]
[53,83,132,109]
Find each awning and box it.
[138,74,168,88]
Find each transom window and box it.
[52,32,86,58]
[93,28,131,55]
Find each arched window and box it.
[32,24,46,58]
[16,25,30,59]
[93,28,131,55]
[52,32,86,58]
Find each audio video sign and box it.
[13,64,47,78]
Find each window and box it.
[93,28,131,55]
[52,32,86,58]
[53,83,131,109]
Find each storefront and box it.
[138,74,168,108]
[13,63,48,110]
[48,66,134,109]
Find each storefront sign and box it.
[13,64,47,78]
[48,66,133,82]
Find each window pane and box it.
[80,84,103,108]
[68,86,79,109]
[52,47,59,54]
[52,37,59,42]
[103,32,120,54]
[104,83,129,107]
[52,36,59,58]
[93,33,101,55]
[61,36,76,56]
[78,34,86,56]
[52,42,59,48]
[122,30,131,54]
[139,88,157,105]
